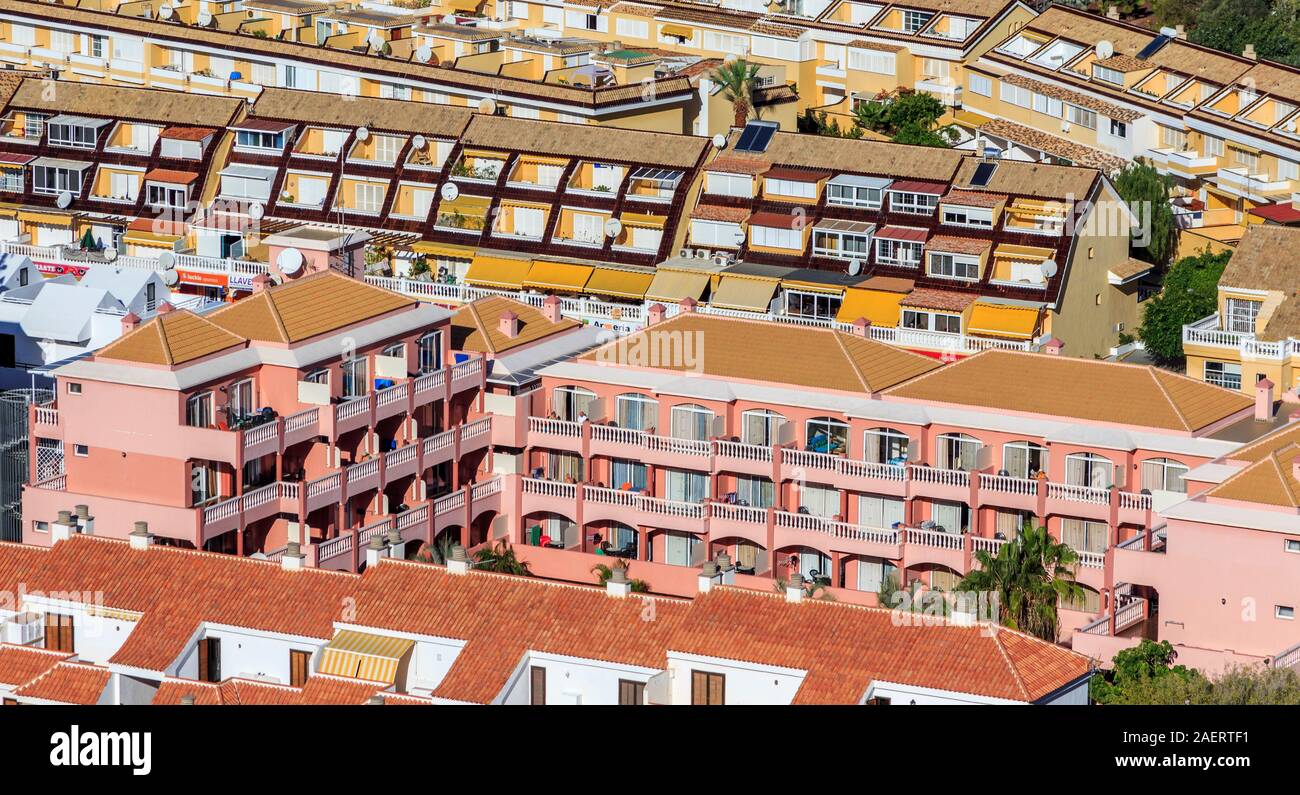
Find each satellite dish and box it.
[412,134,427,150]
[442,13,456,23]
[277,247,304,276]
[414,45,433,64]
[104,247,118,262]
[158,3,173,18]
[367,31,385,51]
[197,10,212,25]
[848,259,862,276]
[1096,40,1114,60]
[477,97,497,115]
[157,251,175,269]
[733,228,746,245]
[161,269,179,287]
[712,133,727,150]
[440,182,460,201]
[604,218,622,238]
[248,202,265,220]
[1039,259,1058,279]
[355,126,370,142]
[56,191,73,209]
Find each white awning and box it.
[828,174,892,190]
[31,157,91,171]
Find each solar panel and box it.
[970,161,997,187]
[734,121,777,153]
[1136,34,1172,61]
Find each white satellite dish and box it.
[442,13,456,23]
[248,201,265,220]
[103,247,118,262]
[56,191,73,209]
[158,3,173,18]
[712,133,727,150]
[367,31,385,51]
[477,97,497,115]
[414,45,433,64]
[1096,40,1114,60]
[604,218,622,238]
[197,10,212,25]
[157,250,176,269]
[440,181,460,201]
[848,259,862,276]
[1039,258,1058,279]
[161,269,179,287]
[355,126,370,142]
[733,228,746,246]
[277,247,304,276]
[412,134,427,150]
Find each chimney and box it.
[850,317,871,338]
[1244,44,1257,61]
[498,310,520,339]
[786,573,805,603]
[1041,337,1065,356]
[715,550,736,585]
[386,525,405,561]
[281,540,305,571]
[74,505,93,535]
[606,562,633,597]
[446,543,471,575]
[51,510,77,543]
[1174,24,1186,39]
[678,296,697,314]
[129,521,153,550]
[697,560,719,593]
[1106,5,1119,19]
[541,294,562,324]
[364,534,388,569]
[975,137,986,158]
[367,695,385,705]
[155,301,174,315]
[251,273,272,293]
[120,312,140,333]
[180,694,196,705]
[646,302,667,326]
[1256,377,1276,422]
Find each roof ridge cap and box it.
[466,301,495,354]
[261,290,291,344]
[1146,367,1192,432]
[830,329,872,394]
[989,629,1031,701]
[153,314,175,367]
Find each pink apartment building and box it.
[22,270,492,571]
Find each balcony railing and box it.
[0,242,268,281]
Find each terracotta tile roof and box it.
[142,168,199,185]
[8,78,244,127]
[608,1,663,16]
[976,118,1128,175]
[348,560,691,704]
[14,661,111,704]
[460,113,708,170]
[1094,54,1152,72]
[1000,73,1142,122]
[208,271,415,344]
[152,672,432,705]
[749,211,804,230]
[96,310,246,367]
[0,541,47,597]
[749,19,804,38]
[1209,444,1300,508]
[706,154,770,175]
[1218,225,1300,342]
[1109,256,1153,281]
[886,349,1254,432]
[846,39,904,53]
[582,313,942,394]
[926,234,992,256]
[0,644,72,688]
[1224,421,1300,465]
[670,589,1092,703]
[942,189,1006,209]
[691,204,750,223]
[159,126,218,141]
[450,295,579,355]
[899,287,978,312]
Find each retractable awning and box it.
[317,630,414,685]
[644,269,710,304]
[523,261,593,292]
[465,255,532,289]
[967,301,1041,339]
[711,275,778,312]
[586,267,654,299]
[410,240,477,258]
[836,286,910,326]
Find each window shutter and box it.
[530,666,546,705]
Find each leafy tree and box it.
[1150,0,1204,26]
[473,540,532,576]
[1114,161,1176,268]
[1189,0,1300,66]
[851,90,955,148]
[1092,640,1300,704]
[711,59,762,128]
[1136,249,1231,365]
[413,535,457,565]
[797,108,864,139]
[957,524,1084,642]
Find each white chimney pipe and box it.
[129,521,153,550]
[446,544,471,575]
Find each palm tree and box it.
[412,534,457,565]
[711,59,762,128]
[473,540,532,576]
[957,523,1084,642]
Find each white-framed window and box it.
[1203,135,1224,157]
[1276,605,1295,620]
[706,172,753,197]
[876,237,923,266]
[1000,81,1031,108]
[48,122,98,149]
[227,378,255,422]
[33,165,84,195]
[1093,65,1124,85]
[1066,452,1113,488]
[353,182,384,213]
[827,182,882,208]
[1109,119,1128,138]
[931,501,970,535]
[1061,518,1107,553]
[73,443,89,457]
[1278,158,1300,182]
[1002,441,1047,478]
[806,417,849,455]
[417,331,442,374]
[185,392,214,428]
[901,309,961,334]
[664,468,709,503]
[616,18,648,38]
[1204,360,1242,390]
[741,409,786,446]
[798,482,839,518]
[191,461,220,505]
[1066,104,1097,130]
[734,475,774,508]
[670,404,714,441]
[553,385,596,421]
[750,224,802,251]
[847,47,895,75]
[235,129,284,150]
[146,183,186,209]
[764,178,817,199]
[1031,92,1063,118]
[1232,147,1259,171]
[864,427,909,465]
[936,432,980,470]
[10,24,35,47]
[888,191,938,214]
[1141,457,1189,493]
[902,9,933,32]
[858,494,904,529]
[370,135,401,163]
[969,73,992,97]
[615,393,658,431]
[51,31,75,53]
[66,382,82,395]
[941,205,993,228]
[927,252,979,281]
[1286,539,1300,553]
[690,220,743,248]
[341,356,368,399]
[703,30,748,55]
[1225,297,1261,333]
[784,289,841,320]
[611,458,648,491]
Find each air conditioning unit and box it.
[2,612,43,646]
[678,247,691,258]
[1061,121,1071,133]
[712,254,730,267]
[694,248,711,259]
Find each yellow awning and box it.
[644,269,711,304]
[836,287,906,326]
[619,212,666,229]
[446,0,483,11]
[410,240,477,258]
[465,255,532,289]
[953,110,991,128]
[660,24,693,38]
[780,279,845,296]
[19,211,76,227]
[711,276,778,312]
[967,301,1041,340]
[123,231,181,249]
[523,261,593,292]
[586,268,654,299]
[317,630,414,685]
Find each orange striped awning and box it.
[316,630,413,685]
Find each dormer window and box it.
[888,183,942,214]
[902,10,934,33]
[1225,297,1261,333]
[1093,65,1125,86]
[46,116,108,149]
[233,121,294,152]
